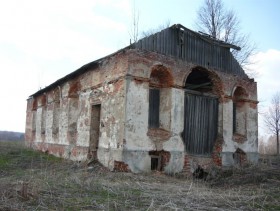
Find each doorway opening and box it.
[183,67,219,155]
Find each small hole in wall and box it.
[193,165,208,180]
[151,157,159,170]
[233,148,247,166]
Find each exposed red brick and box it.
[25,48,258,173]
[233,86,248,100]
[147,128,171,141]
[150,65,173,88]
[133,78,144,84]
[209,70,224,97]
[113,79,124,92]
[32,99,37,110]
[46,144,65,157]
[233,148,247,166]
[114,161,131,172]
[149,150,171,171]
[161,151,171,169]
[71,146,89,158]
[41,95,47,106]
[212,138,223,166]
[233,133,247,144]
[68,80,81,98]
[249,102,257,109]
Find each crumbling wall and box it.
[92,80,126,170]
[123,51,186,173]
[25,49,258,173]
[26,51,128,164]
[123,49,258,173]
[25,99,35,147]
[217,73,258,166]
[123,78,152,172]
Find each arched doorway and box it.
[183,67,220,155]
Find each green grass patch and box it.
[0,154,10,167]
[0,141,62,172]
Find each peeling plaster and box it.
[25,49,258,174]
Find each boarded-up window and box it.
[183,93,218,155]
[148,89,160,128]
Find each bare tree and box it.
[129,0,140,43]
[264,92,280,155]
[141,20,171,38]
[196,0,256,72]
[258,136,265,154]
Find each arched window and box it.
[185,68,213,93]
[232,87,247,138]
[148,65,173,129]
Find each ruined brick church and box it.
[25,24,258,173]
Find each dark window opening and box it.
[148,65,173,131]
[151,157,159,170]
[149,150,170,171]
[148,89,160,128]
[185,69,213,92]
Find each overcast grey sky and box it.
[0,0,279,135]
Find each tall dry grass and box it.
[0,141,279,210]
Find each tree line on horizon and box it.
[0,131,25,141]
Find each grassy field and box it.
[0,141,280,210]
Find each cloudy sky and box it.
[0,0,279,135]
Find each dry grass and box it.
[0,141,279,210]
